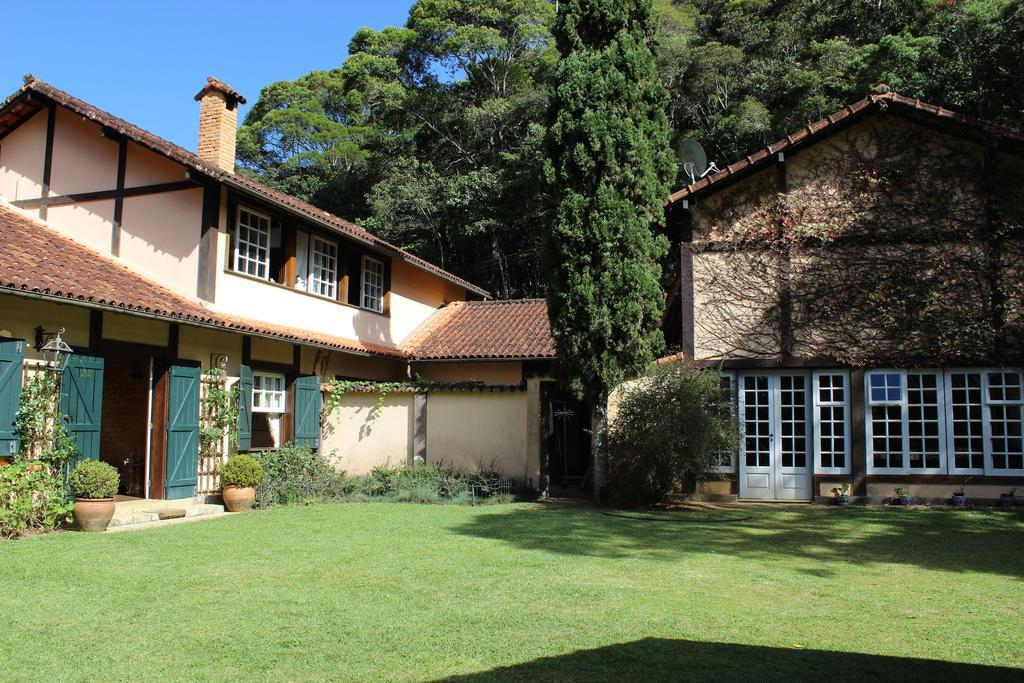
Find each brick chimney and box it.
[194,77,246,172]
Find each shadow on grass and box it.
[453,504,1024,577]
[439,637,1020,682]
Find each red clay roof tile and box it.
[404,299,556,361]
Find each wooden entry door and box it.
[739,373,812,501]
[164,363,200,500]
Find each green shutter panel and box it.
[293,375,321,449]
[165,363,200,499]
[0,340,25,457]
[60,354,104,470]
[237,365,253,451]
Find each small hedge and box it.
[0,461,72,538]
[252,443,515,508]
[68,459,120,499]
[222,455,263,488]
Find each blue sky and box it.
[2,1,412,150]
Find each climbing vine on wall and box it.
[322,379,503,422]
[199,368,240,458]
[14,368,79,469]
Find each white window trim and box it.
[713,371,738,473]
[252,371,287,414]
[361,255,385,313]
[233,206,272,280]
[308,235,339,300]
[812,370,852,475]
[865,369,947,475]
[944,367,1024,477]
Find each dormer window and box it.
[361,255,385,313]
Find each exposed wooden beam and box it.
[111,138,128,256]
[39,104,56,221]
[11,179,200,209]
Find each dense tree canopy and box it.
[237,0,1024,297]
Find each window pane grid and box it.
[907,374,941,469]
[742,376,770,468]
[253,373,285,413]
[235,209,270,279]
[361,257,385,312]
[816,374,847,470]
[949,372,985,470]
[778,376,807,469]
[309,237,338,299]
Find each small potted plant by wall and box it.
[221,455,263,512]
[951,483,967,508]
[998,488,1017,509]
[895,487,911,506]
[831,483,851,507]
[69,459,120,532]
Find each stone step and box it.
[105,511,234,533]
[107,501,225,528]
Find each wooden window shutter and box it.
[237,365,253,451]
[292,375,321,449]
[347,251,363,307]
[0,339,25,457]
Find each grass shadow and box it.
[439,637,1022,681]
[453,504,1024,578]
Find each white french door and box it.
[739,373,813,500]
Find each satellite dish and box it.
[677,139,708,184]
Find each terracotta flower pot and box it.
[74,498,115,532]
[222,485,256,512]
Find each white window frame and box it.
[233,206,272,280]
[865,369,947,475]
[812,370,852,474]
[252,372,286,413]
[308,235,338,300]
[944,368,1024,476]
[713,371,738,473]
[361,255,385,313]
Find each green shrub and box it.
[68,459,120,499]
[253,443,340,507]
[0,461,72,538]
[222,455,263,488]
[393,484,442,504]
[607,365,737,505]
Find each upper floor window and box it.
[235,208,271,279]
[361,255,385,313]
[309,236,338,299]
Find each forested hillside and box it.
[237,0,1023,297]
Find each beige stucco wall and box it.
[866,482,1012,501]
[250,336,294,365]
[301,346,405,381]
[120,188,202,297]
[389,260,467,343]
[0,294,90,362]
[103,312,168,347]
[426,391,530,480]
[413,361,523,385]
[0,109,46,201]
[46,200,117,255]
[178,325,243,375]
[321,391,415,475]
[49,107,118,195]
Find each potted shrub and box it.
[69,459,120,532]
[895,487,911,506]
[998,488,1017,509]
[830,483,851,507]
[951,483,967,508]
[221,455,263,512]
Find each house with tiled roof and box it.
[0,76,570,504]
[660,86,1024,503]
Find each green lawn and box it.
[1,503,1022,681]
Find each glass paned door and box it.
[740,373,813,500]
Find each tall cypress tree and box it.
[544,0,674,501]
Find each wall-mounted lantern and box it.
[35,326,73,373]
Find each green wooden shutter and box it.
[165,363,200,499]
[0,340,25,457]
[293,375,321,449]
[237,364,253,451]
[60,354,104,470]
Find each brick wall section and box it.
[197,91,236,172]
